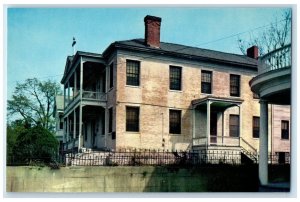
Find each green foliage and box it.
[7,78,61,132]
[6,120,27,163]
[13,125,59,163]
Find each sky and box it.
[1,3,299,200]
[6,7,292,100]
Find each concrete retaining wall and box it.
[6,165,259,192]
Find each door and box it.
[210,112,218,144]
[278,152,286,164]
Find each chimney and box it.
[144,15,162,48]
[247,46,259,59]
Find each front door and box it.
[210,112,217,144]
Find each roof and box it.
[61,51,104,83]
[192,95,244,111]
[103,39,258,69]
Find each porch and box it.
[191,96,244,149]
[63,104,111,152]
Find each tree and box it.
[13,125,59,163]
[7,78,61,132]
[6,119,27,163]
[238,10,291,56]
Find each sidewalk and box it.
[259,182,290,192]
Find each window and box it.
[170,66,182,90]
[253,116,260,138]
[281,120,289,139]
[108,108,113,133]
[126,60,140,86]
[230,74,240,97]
[229,115,239,137]
[109,63,114,89]
[169,110,181,134]
[201,70,212,94]
[126,107,139,132]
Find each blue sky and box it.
[7,7,291,99]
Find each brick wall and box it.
[113,52,261,151]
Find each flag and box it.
[72,37,76,47]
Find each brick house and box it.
[59,15,290,163]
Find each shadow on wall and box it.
[142,164,260,192]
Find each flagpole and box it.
[72,37,76,55]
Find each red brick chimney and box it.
[144,15,162,48]
[247,46,259,59]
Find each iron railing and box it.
[6,150,290,167]
[193,136,240,147]
[259,44,291,74]
[64,149,244,166]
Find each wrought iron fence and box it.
[63,149,244,166]
[6,150,290,167]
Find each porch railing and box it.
[82,91,106,101]
[258,44,291,74]
[193,136,240,147]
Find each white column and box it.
[207,101,211,146]
[74,71,77,96]
[259,100,269,186]
[64,87,66,109]
[67,82,70,103]
[66,116,69,142]
[222,111,225,145]
[238,104,242,144]
[80,57,83,99]
[104,108,108,148]
[73,109,76,139]
[78,104,83,152]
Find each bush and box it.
[13,125,59,164]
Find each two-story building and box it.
[59,15,290,163]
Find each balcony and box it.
[258,44,291,74]
[64,90,107,114]
[82,91,106,101]
[250,44,291,105]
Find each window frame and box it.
[169,66,182,91]
[126,59,140,86]
[281,120,289,140]
[201,70,212,94]
[229,114,240,137]
[169,109,182,134]
[252,116,260,138]
[230,74,240,97]
[126,106,140,132]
